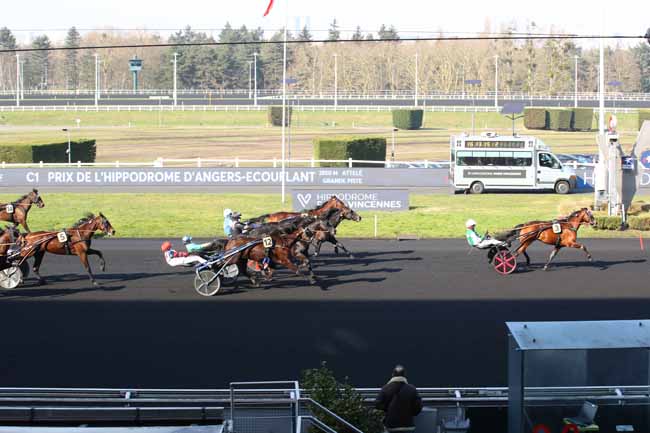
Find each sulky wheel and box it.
[493,250,517,275]
[0,266,24,289]
[194,270,222,297]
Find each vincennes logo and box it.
[296,193,312,209]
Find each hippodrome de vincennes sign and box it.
[291,190,409,211]
[0,167,445,188]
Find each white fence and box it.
[0,158,598,169]
[1,88,650,101]
[0,104,642,114]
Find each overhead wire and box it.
[0,33,645,54]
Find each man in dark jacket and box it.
[375,365,423,432]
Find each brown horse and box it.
[19,213,116,286]
[247,196,362,224]
[225,222,326,287]
[0,189,45,232]
[510,208,596,270]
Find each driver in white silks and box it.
[161,241,207,267]
[465,219,504,249]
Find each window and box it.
[539,153,561,169]
[456,151,532,167]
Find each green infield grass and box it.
[0,111,639,163]
[1,192,648,239]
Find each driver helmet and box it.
[182,235,192,244]
[161,241,172,252]
[465,219,477,229]
[223,208,233,218]
[232,212,241,219]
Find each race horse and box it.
[18,213,116,286]
[247,196,362,224]
[224,218,332,287]
[311,208,358,258]
[505,208,596,270]
[0,189,45,232]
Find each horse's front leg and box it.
[32,251,46,285]
[543,247,561,271]
[78,250,99,287]
[567,241,592,262]
[86,248,106,271]
[332,238,354,259]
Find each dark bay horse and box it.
[247,196,362,224]
[0,189,45,232]
[19,213,116,286]
[508,208,596,270]
[311,208,358,258]
[225,220,329,287]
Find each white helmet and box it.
[223,208,233,218]
[465,219,477,228]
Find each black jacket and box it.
[374,377,423,430]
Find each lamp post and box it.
[391,128,398,162]
[465,79,481,136]
[172,52,178,107]
[333,53,338,109]
[15,53,19,107]
[94,54,99,107]
[253,52,258,106]
[248,60,253,99]
[574,55,579,108]
[494,55,499,109]
[62,128,71,165]
[414,53,419,107]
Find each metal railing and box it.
[2,88,650,101]
[0,158,452,169]
[228,381,364,433]
[0,104,644,113]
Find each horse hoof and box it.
[543,266,549,271]
[349,254,356,259]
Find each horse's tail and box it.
[494,228,521,243]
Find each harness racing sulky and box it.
[471,208,596,275]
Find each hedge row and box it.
[0,139,96,163]
[524,108,594,131]
[594,215,650,231]
[548,109,572,131]
[313,136,386,167]
[392,109,424,130]
[267,106,292,126]
[640,109,650,131]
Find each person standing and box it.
[375,365,423,433]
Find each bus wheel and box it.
[555,180,570,194]
[470,181,485,194]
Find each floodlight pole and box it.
[15,53,19,107]
[253,52,258,106]
[63,128,71,165]
[574,55,579,108]
[494,55,499,108]
[280,1,288,203]
[248,60,253,99]
[414,52,419,107]
[333,53,338,109]
[94,54,99,108]
[173,52,178,107]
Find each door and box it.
[537,152,562,187]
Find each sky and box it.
[2,0,647,47]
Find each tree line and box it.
[0,21,648,94]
